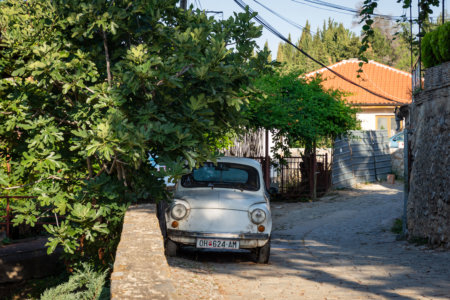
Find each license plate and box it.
[196,238,239,249]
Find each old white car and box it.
[162,157,272,263]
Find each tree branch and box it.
[156,64,194,86]
[87,157,93,179]
[2,175,64,190]
[120,162,127,187]
[102,30,113,87]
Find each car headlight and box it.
[171,203,188,220]
[250,208,266,224]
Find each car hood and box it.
[175,189,265,211]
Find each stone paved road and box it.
[167,183,450,300]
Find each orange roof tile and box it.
[304,59,412,106]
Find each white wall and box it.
[357,113,377,130]
[356,106,396,130]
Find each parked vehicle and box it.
[161,157,272,263]
[389,131,404,148]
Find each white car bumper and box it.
[167,229,270,248]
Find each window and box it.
[376,116,401,137]
[181,162,260,191]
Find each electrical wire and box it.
[233,0,404,104]
[291,0,357,17]
[253,0,316,35]
[292,0,404,21]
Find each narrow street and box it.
[166,183,450,299]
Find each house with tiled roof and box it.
[305,59,412,137]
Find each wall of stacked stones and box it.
[390,148,404,178]
[407,61,450,248]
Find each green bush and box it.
[438,22,450,62]
[40,263,109,300]
[421,31,437,68]
[422,22,450,68]
[391,218,403,234]
[430,30,442,62]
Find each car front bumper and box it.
[167,229,270,248]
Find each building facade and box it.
[305,59,412,137]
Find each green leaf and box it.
[11,67,26,77]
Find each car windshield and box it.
[181,162,260,191]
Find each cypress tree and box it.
[276,42,284,62]
[264,40,272,62]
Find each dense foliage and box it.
[276,20,359,72]
[0,0,264,267]
[275,18,414,72]
[247,71,359,158]
[359,0,441,67]
[40,263,109,300]
[421,22,450,68]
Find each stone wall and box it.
[407,61,450,248]
[111,204,178,300]
[390,148,404,178]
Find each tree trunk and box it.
[102,30,112,87]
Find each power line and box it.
[205,10,224,20]
[291,0,404,21]
[291,0,357,17]
[233,0,404,104]
[253,0,316,35]
[305,0,404,20]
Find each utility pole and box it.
[180,0,187,9]
[264,130,270,190]
[402,128,409,236]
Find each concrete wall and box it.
[407,61,450,248]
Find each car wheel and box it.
[255,240,270,264]
[165,239,178,257]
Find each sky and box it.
[187,0,448,58]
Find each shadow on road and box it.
[166,184,450,299]
[174,247,255,264]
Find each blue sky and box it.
[188,0,447,57]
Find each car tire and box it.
[255,240,270,264]
[165,239,178,257]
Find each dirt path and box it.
[167,183,450,299]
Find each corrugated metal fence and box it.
[332,130,392,188]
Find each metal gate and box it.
[251,155,331,198]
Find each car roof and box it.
[215,156,262,169]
